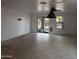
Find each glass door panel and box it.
[37,18,42,32]
[44,18,50,32]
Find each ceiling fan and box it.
[39,0,64,18]
[47,7,58,18]
[47,0,63,18]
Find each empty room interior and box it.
[1,0,77,59]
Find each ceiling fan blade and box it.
[55,10,61,11]
[52,7,61,11]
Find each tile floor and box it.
[1,33,77,59]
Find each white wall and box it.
[1,7,30,41]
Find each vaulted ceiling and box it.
[1,0,77,13]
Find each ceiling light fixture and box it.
[40,2,47,4]
[37,0,50,12]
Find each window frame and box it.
[56,16,64,29]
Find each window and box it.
[56,16,64,29]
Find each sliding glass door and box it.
[44,18,50,32]
[37,17,50,33]
[37,17,42,32]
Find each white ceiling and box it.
[1,0,77,14]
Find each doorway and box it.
[43,18,50,32]
[37,17,50,33]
